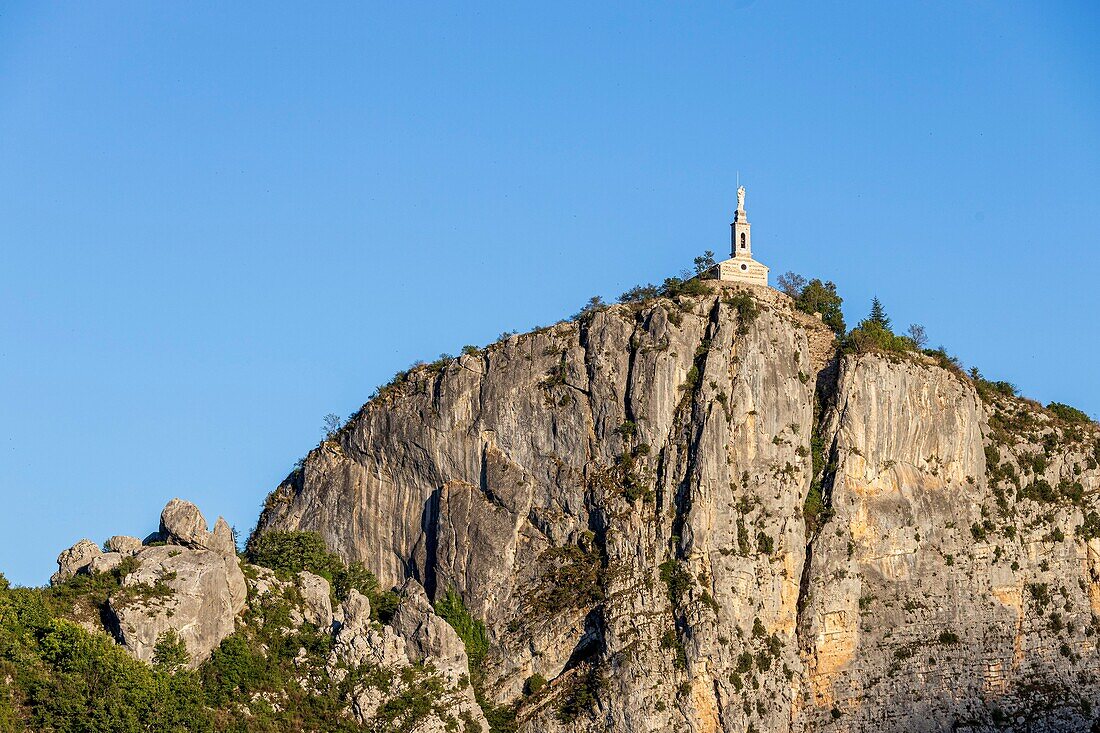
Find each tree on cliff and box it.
[868,297,890,329]
[794,278,846,336]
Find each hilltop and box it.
[4,273,1100,733]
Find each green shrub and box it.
[792,279,846,336]
[679,365,701,392]
[660,277,713,299]
[556,666,605,724]
[1048,402,1092,424]
[619,283,661,303]
[152,629,190,672]
[924,347,965,378]
[0,586,214,732]
[572,296,608,322]
[524,673,547,695]
[723,292,759,335]
[527,542,604,616]
[434,589,489,671]
[840,298,918,355]
[803,485,830,534]
[246,530,394,619]
[659,559,692,608]
[1079,512,1100,541]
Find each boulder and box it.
[107,545,247,667]
[105,535,143,555]
[158,498,237,557]
[293,571,333,628]
[87,552,124,574]
[51,539,102,584]
[159,498,207,546]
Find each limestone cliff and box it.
[255,282,1100,732]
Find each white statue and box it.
[737,185,746,211]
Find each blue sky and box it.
[1,2,1098,585]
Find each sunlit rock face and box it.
[256,285,1100,732]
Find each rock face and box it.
[95,501,248,667]
[256,283,1100,732]
[392,578,474,685]
[293,570,333,628]
[107,544,246,666]
[51,538,102,584]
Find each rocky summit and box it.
[6,279,1100,733]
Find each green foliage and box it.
[660,276,713,299]
[693,250,716,275]
[461,344,481,357]
[803,485,829,534]
[556,666,605,724]
[527,541,604,617]
[619,283,661,303]
[433,590,517,732]
[615,420,637,440]
[680,365,701,393]
[924,347,965,378]
[524,673,547,695]
[793,278,845,336]
[1048,402,1092,424]
[0,586,213,732]
[246,531,396,621]
[246,531,341,579]
[722,292,759,335]
[434,589,489,671]
[152,629,190,673]
[659,559,692,608]
[541,351,569,389]
[842,322,913,355]
[1079,511,1100,541]
[971,369,1019,403]
[202,631,276,706]
[841,299,915,355]
[0,558,460,733]
[571,296,608,322]
[868,297,890,329]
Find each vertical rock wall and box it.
[256,287,1100,732]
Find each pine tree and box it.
[868,297,891,330]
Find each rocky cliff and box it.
[26,282,1100,733]
[253,282,1100,732]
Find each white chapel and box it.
[706,185,769,286]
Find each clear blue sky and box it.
[2,2,1098,586]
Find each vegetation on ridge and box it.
[245,530,399,621]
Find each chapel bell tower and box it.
[731,185,751,259]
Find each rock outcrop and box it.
[51,538,102,584]
[47,498,493,731]
[255,283,1100,732]
[108,544,246,666]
